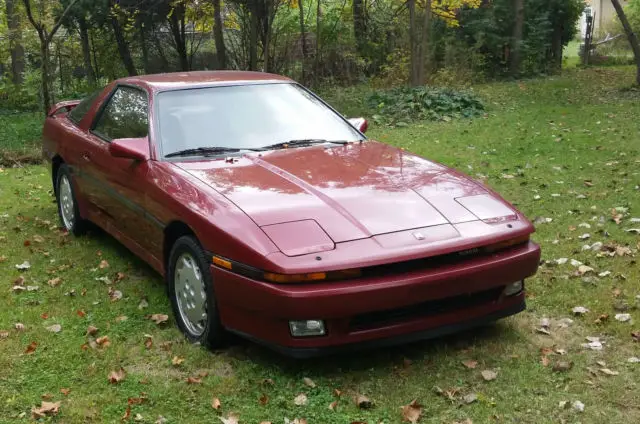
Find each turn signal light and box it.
[483,234,530,253]
[212,256,232,270]
[263,268,362,284]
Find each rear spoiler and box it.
[47,100,81,117]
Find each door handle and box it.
[81,152,91,162]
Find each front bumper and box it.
[212,241,540,356]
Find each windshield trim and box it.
[154,82,367,161]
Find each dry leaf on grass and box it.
[86,325,99,336]
[401,399,422,423]
[108,368,126,384]
[303,377,316,388]
[47,277,62,287]
[24,341,37,354]
[172,356,185,366]
[599,368,619,376]
[462,360,478,369]
[219,413,240,424]
[99,259,109,269]
[46,324,61,333]
[294,393,308,406]
[354,393,372,409]
[572,306,589,315]
[186,377,202,384]
[328,400,338,411]
[148,314,169,325]
[60,388,70,396]
[259,394,269,405]
[31,401,61,419]
[481,370,498,381]
[108,287,122,302]
[552,361,573,372]
[211,397,221,410]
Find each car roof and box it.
[119,71,292,91]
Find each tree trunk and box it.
[263,0,272,72]
[111,15,137,76]
[611,0,640,85]
[298,0,308,83]
[168,4,189,71]
[352,0,366,56]
[314,0,321,82]
[40,40,52,115]
[139,22,150,74]
[212,0,226,69]
[549,21,563,72]
[5,0,26,84]
[90,30,101,80]
[510,0,524,77]
[78,16,96,86]
[408,0,420,86]
[249,5,258,70]
[417,0,431,85]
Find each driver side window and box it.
[93,86,148,141]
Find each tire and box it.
[167,235,225,348]
[55,164,87,236]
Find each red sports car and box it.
[43,71,540,357]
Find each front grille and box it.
[349,286,504,331]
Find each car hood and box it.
[175,141,516,246]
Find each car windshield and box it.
[156,83,364,158]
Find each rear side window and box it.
[68,90,100,124]
[92,86,148,141]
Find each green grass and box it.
[0,112,44,159]
[1,66,640,423]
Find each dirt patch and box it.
[0,149,44,167]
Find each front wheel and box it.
[55,164,87,236]
[167,236,225,348]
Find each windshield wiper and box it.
[260,139,350,150]
[165,146,261,158]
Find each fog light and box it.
[504,281,524,296]
[289,320,326,337]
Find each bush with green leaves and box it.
[367,86,484,125]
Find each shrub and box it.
[367,86,484,125]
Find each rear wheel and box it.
[167,236,225,348]
[55,164,87,236]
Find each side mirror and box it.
[109,137,150,161]
[348,117,368,134]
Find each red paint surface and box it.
[42,71,540,351]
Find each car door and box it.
[81,85,151,240]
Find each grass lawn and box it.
[1,66,640,423]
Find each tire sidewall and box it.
[56,165,84,236]
[167,235,224,347]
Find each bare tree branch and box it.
[48,0,82,43]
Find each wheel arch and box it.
[52,155,64,195]
[163,221,198,266]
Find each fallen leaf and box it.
[14,322,25,331]
[114,272,126,282]
[462,360,478,369]
[541,355,551,367]
[211,397,221,410]
[24,341,37,354]
[155,416,168,424]
[138,298,149,310]
[60,388,70,396]
[573,400,585,412]
[632,331,640,342]
[47,277,62,287]
[149,314,169,325]
[186,377,202,384]
[115,315,128,323]
[86,325,99,336]
[108,287,122,302]
[615,313,631,323]
[41,393,53,400]
[14,275,25,286]
[328,400,338,411]
[172,356,185,366]
[552,361,573,372]
[463,393,477,404]
[577,265,594,276]
[303,377,316,388]
[333,388,342,397]
[0,330,8,339]
[572,306,589,315]
[15,261,31,270]
[219,414,239,424]
[122,406,131,421]
[259,393,269,405]
[481,370,498,381]
[627,357,640,363]
[401,399,422,423]
[96,336,111,348]
[99,259,109,269]
[294,393,308,406]
[354,393,372,409]
[31,401,61,419]
[144,334,153,349]
[46,324,62,333]
[108,368,126,384]
[599,368,619,376]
